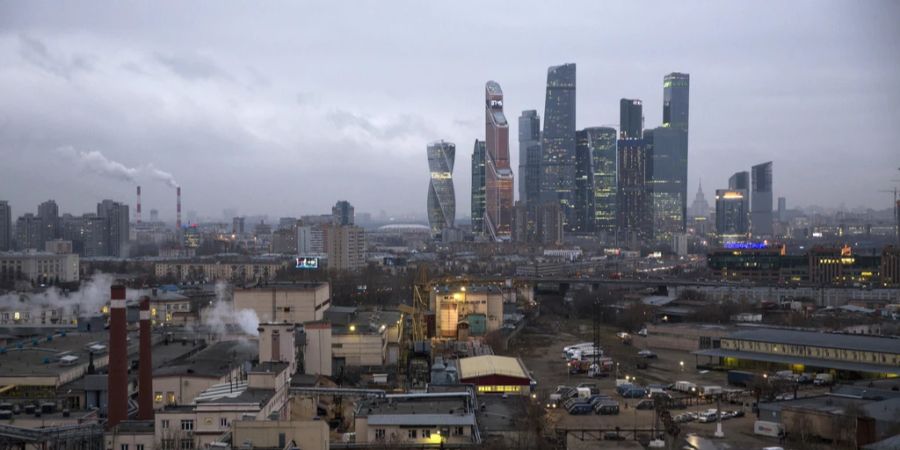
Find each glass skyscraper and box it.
[619,99,643,139]
[751,161,774,236]
[573,129,594,233]
[470,140,486,234]
[540,63,576,229]
[651,73,690,243]
[663,73,690,132]
[617,99,651,245]
[427,140,456,238]
[585,127,618,237]
[518,110,541,206]
[716,189,749,239]
[484,81,514,241]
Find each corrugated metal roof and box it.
[726,329,900,354]
[458,355,528,380]
[693,348,899,375]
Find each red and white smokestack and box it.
[107,285,128,429]
[136,186,142,224]
[176,186,182,229]
[137,296,153,420]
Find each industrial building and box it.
[458,355,533,395]
[354,389,480,446]
[430,285,508,339]
[233,282,331,324]
[693,328,900,378]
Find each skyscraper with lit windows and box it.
[484,81,513,241]
[427,140,456,238]
[540,63,576,229]
[471,140,485,235]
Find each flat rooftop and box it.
[726,329,900,354]
[235,282,327,291]
[358,396,474,426]
[154,340,257,378]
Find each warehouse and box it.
[457,355,533,395]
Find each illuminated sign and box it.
[295,257,319,270]
[722,192,744,200]
[724,242,767,250]
[489,99,503,109]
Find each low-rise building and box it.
[354,390,480,446]
[234,282,331,324]
[152,340,258,408]
[0,250,79,284]
[458,355,533,395]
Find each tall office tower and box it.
[538,201,564,245]
[690,181,711,218]
[332,200,355,226]
[471,140,486,234]
[0,201,10,251]
[484,81,514,241]
[619,99,643,139]
[578,127,618,237]
[232,216,245,235]
[751,162,774,236]
[15,213,44,250]
[97,200,130,257]
[715,189,749,239]
[540,63,577,229]
[572,130,594,233]
[518,110,542,206]
[37,200,59,242]
[663,73,690,131]
[648,126,688,242]
[728,171,750,190]
[82,213,108,257]
[617,99,651,246]
[777,197,787,221]
[426,140,456,238]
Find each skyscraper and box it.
[581,127,618,237]
[518,110,541,206]
[97,200,129,257]
[572,129,594,233]
[332,200,355,226]
[0,201,10,251]
[690,181,711,218]
[15,213,43,250]
[751,162,774,236]
[484,81,514,241]
[38,200,59,242]
[619,99,643,139]
[470,140,486,234]
[427,140,456,238]
[617,99,652,246]
[715,189,749,239]
[663,73,690,131]
[540,63,576,229]
[648,126,688,242]
[729,171,750,191]
[777,197,787,222]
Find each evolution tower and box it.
[427,141,456,238]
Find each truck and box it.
[813,373,833,386]
[673,381,697,393]
[754,420,785,438]
[727,370,758,387]
[699,385,723,396]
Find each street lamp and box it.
[680,361,685,372]
[349,324,356,332]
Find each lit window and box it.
[154,392,163,402]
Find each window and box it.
[167,392,176,404]
[154,392,163,402]
[179,439,193,450]
[136,445,144,450]
[453,427,464,436]
[160,420,170,429]
[161,439,175,450]
[422,430,431,438]
[408,429,417,439]
[375,429,385,440]
[220,418,228,428]
[180,419,194,431]
[120,445,129,450]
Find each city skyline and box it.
[1,1,899,220]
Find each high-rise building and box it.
[572,129,594,233]
[37,200,59,242]
[484,81,514,241]
[648,126,688,242]
[323,224,366,271]
[777,197,787,222]
[751,161,774,236]
[715,189,749,239]
[332,201,354,226]
[97,200,129,257]
[0,201,10,251]
[518,110,542,206]
[619,99,643,139]
[470,140,486,234]
[297,224,325,257]
[663,73,690,131]
[15,213,44,251]
[232,216,246,235]
[82,213,108,257]
[427,140,456,238]
[578,128,619,238]
[540,63,577,228]
[617,99,652,246]
[728,171,750,191]
[690,181,711,218]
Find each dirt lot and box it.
[502,311,804,449]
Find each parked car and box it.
[594,401,620,415]
[635,399,655,410]
[568,402,593,415]
[637,350,658,359]
[620,387,648,398]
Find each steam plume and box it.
[201,281,260,336]
[57,146,180,188]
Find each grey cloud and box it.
[154,52,231,81]
[327,110,435,141]
[18,34,92,79]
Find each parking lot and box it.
[506,312,796,449]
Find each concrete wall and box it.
[235,285,330,324]
[332,332,384,366]
[304,322,332,376]
[232,420,330,450]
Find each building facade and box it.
[15,213,44,251]
[572,129,593,234]
[483,81,513,241]
[470,140,486,235]
[580,127,618,238]
[0,251,79,284]
[426,140,456,238]
[324,224,366,271]
[649,126,688,242]
[332,200,354,226]
[540,63,577,229]
[97,200,129,257]
[751,161,774,237]
[518,110,542,207]
[715,189,749,239]
[0,200,10,251]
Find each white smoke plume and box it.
[0,273,144,320]
[57,146,180,188]
[201,281,259,336]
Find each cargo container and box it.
[727,370,758,387]
[754,420,784,437]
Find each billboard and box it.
[295,257,319,270]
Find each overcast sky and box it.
[1,1,898,222]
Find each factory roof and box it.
[693,348,899,375]
[0,331,111,380]
[235,282,328,291]
[357,396,473,427]
[725,329,900,354]
[458,355,529,381]
[153,340,257,378]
